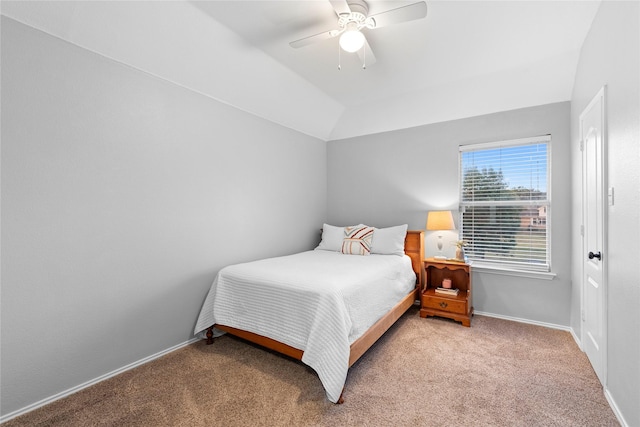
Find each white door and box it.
[580,87,607,385]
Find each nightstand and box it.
[420,258,473,327]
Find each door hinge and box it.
[580,225,584,236]
[580,139,584,151]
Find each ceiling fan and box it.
[289,0,428,67]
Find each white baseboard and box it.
[474,310,573,332]
[568,326,582,349]
[475,311,583,355]
[0,337,201,424]
[604,387,629,427]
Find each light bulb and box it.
[339,27,365,53]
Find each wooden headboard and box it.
[404,230,425,288]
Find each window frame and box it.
[458,135,552,274]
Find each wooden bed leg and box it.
[206,326,214,345]
[337,390,345,404]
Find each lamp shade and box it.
[426,210,455,231]
[339,24,365,53]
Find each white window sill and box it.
[469,262,557,280]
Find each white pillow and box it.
[370,224,408,256]
[316,224,349,252]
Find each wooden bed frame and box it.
[205,230,425,403]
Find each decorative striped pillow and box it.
[341,225,374,255]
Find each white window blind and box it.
[459,136,550,272]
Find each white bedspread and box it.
[194,250,416,403]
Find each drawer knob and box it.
[439,302,448,308]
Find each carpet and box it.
[4,308,619,426]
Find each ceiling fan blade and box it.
[357,37,377,68]
[369,1,427,29]
[328,0,351,16]
[290,29,339,48]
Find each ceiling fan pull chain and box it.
[337,41,342,70]
[362,45,366,70]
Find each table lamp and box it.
[426,210,455,260]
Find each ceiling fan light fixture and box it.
[339,24,365,53]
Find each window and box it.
[459,135,550,272]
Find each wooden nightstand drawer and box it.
[421,293,467,314]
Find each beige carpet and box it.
[4,308,619,426]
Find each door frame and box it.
[580,85,608,386]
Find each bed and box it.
[194,226,424,403]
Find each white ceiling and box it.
[2,1,601,141]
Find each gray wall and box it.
[570,2,640,425]
[1,18,326,417]
[328,102,572,326]
[3,3,638,424]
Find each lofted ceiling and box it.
[2,1,601,141]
